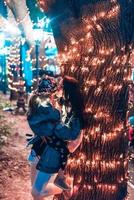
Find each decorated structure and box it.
[38,0,134,200]
[0,0,57,97]
[1,0,134,198]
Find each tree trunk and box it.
[38,0,134,199]
[5,0,34,45]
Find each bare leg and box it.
[40,182,62,197]
[33,195,54,200]
[32,184,61,200]
[32,171,62,200]
[33,185,62,200]
[32,183,62,200]
[29,153,39,185]
[31,163,38,185]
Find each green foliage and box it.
[0,101,11,110]
[0,113,12,149]
[0,94,11,110]
[0,95,12,148]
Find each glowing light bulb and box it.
[99,12,105,18]
[92,16,97,22]
[86,33,92,38]
[86,25,92,30]
[72,47,77,53]
[96,24,102,31]
[88,185,92,190]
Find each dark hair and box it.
[63,76,85,129]
[27,94,40,118]
[27,75,58,117]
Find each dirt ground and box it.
[0,106,133,200]
[0,112,33,200]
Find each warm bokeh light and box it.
[38,1,132,200]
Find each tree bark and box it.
[38,1,134,200]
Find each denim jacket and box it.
[27,102,81,173]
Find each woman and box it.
[27,75,85,200]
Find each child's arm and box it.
[54,115,81,141]
[67,132,83,153]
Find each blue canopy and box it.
[129,116,134,126]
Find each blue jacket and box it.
[27,102,81,173]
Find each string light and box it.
[38,1,131,200]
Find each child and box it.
[27,74,84,200]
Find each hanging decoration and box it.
[7,38,21,93]
[38,0,55,12]
[5,0,35,45]
[0,0,57,95]
[26,0,45,24]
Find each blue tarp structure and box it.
[0,0,58,93]
[0,54,7,93]
[0,0,7,18]
[21,43,33,93]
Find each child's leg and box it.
[32,170,52,199]
[32,170,62,200]
[28,150,39,185]
[31,163,38,185]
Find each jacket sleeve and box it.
[29,104,60,124]
[54,115,81,141]
[28,121,56,137]
[39,104,61,122]
[27,104,61,137]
